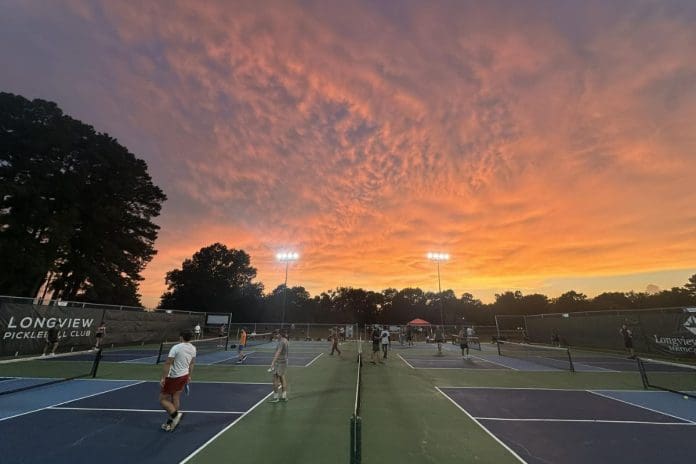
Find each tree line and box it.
[2,92,695,324]
[158,243,696,325]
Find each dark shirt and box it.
[371,329,380,345]
[620,328,632,342]
[47,327,59,342]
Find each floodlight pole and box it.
[427,253,449,328]
[277,252,298,329]
[436,259,443,327]
[282,260,289,329]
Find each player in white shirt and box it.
[380,326,390,359]
[159,331,196,431]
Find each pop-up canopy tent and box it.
[407,318,431,326]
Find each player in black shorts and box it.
[370,326,381,364]
[620,324,635,359]
[42,327,59,356]
[458,327,469,359]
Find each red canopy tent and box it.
[407,318,431,326]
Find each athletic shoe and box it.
[236,360,243,364]
[161,422,172,431]
[169,412,183,431]
[281,397,288,402]
[268,397,281,403]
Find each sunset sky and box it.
[1,0,695,308]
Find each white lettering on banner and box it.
[0,315,95,345]
[653,334,696,354]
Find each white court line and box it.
[49,406,244,414]
[469,355,519,371]
[305,353,324,367]
[587,390,695,424]
[118,355,158,363]
[435,387,528,464]
[180,390,274,464]
[473,417,693,425]
[397,354,415,369]
[572,362,620,373]
[0,380,145,423]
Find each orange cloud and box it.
[3,1,695,307]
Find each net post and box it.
[566,348,575,372]
[355,415,362,463]
[91,348,103,378]
[350,415,356,463]
[636,357,649,389]
[156,341,165,364]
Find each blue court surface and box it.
[437,387,696,464]
[398,351,656,372]
[1,380,272,464]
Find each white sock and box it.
[281,390,287,399]
[273,392,279,399]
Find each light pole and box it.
[276,252,299,328]
[427,252,450,327]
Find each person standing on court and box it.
[620,324,635,359]
[380,325,390,359]
[236,327,248,364]
[406,325,413,347]
[269,329,289,403]
[42,326,59,356]
[370,325,381,364]
[94,321,106,349]
[434,325,445,355]
[458,326,469,359]
[159,330,196,432]
[330,328,341,356]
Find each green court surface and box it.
[73,340,662,464]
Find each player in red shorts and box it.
[159,331,196,431]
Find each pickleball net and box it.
[497,340,575,372]
[637,357,696,399]
[0,349,102,396]
[156,336,229,364]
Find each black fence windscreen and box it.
[523,307,696,358]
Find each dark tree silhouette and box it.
[0,92,166,305]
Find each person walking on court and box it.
[94,321,106,349]
[380,326,390,359]
[330,328,342,356]
[406,325,413,347]
[370,326,381,364]
[620,324,635,359]
[159,331,196,432]
[236,327,248,364]
[269,329,289,403]
[458,327,469,359]
[434,325,445,355]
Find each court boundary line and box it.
[305,353,323,367]
[207,351,254,365]
[572,362,620,373]
[180,390,274,464]
[49,406,245,414]
[435,387,528,464]
[397,354,415,369]
[587,390,695,424]
[470,354,519,370]
[0,380,145,423]
[474,417,693,425]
